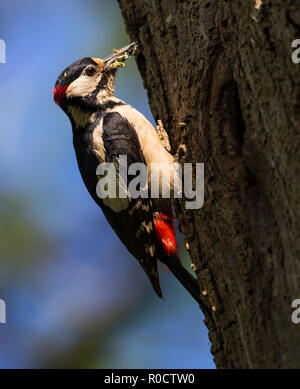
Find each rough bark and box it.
[118,0,300,368]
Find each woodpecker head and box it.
[53,43,137,111]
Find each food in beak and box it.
[103,42,138,71]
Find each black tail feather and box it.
[166,258,200,303]
[166,257,209,313]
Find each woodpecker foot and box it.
[156,120,171,152]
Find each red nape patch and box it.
[53,85,68,107]
[154,211,177,256]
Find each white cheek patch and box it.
[66,74,102,98]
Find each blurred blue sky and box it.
[0,0,214,368]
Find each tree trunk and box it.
[118,0,300,368]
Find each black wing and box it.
[100,112,162,298]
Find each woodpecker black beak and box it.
[102,42,138,72]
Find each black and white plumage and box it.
[53,43,201,303]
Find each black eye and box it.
[85,66,97,77]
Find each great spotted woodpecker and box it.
[54,43,201,304]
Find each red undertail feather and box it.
[154,207,177,256]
